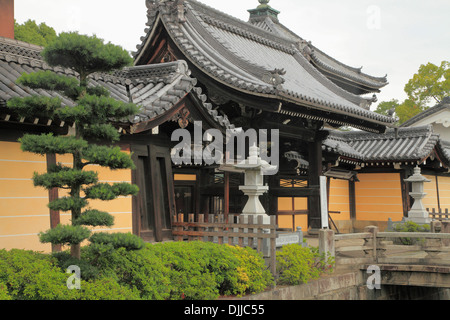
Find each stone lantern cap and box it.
[404,166,431,183]
[234,144,277,173]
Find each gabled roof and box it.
[134,0,396,132]
[323,126,447,164]
[401,97,450,128]
[0,36,234,133]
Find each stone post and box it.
[319,229,335,262]
[364,226,379,263]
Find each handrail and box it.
[319,224,450,267]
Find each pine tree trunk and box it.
[71,244,81,260]
[70,122,84,260]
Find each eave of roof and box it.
[134,0,396,131]
[324,126,443,163]
[401,97,450,128]
[0,36,234,132]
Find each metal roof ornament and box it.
[258,0,270,7]
[262,68,286,88]
[248,0,280,22]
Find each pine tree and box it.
[7,32,141,259]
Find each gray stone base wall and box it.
[237,271,450,300]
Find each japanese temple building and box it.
[1,0,449,252]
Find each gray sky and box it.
[14,0,450,109]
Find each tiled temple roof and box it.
[134,0,396,132]
[249,15,388,94]
[324,125,448,164]
[0,36,234,131]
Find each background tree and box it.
[14,19,57,46]
[374,60,449,124]
[373,99,399,117]
[7,32,141,259]
[404,61,450,106]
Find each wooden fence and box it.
[172,214,277,276]
[428,208,450,221]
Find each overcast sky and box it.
[14,0,450,109]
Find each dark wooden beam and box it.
[269,187,320,197]
[307,139,323,230]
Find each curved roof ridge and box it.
[310,45,388,84]
[247,18,389,90]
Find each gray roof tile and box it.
[135,0,395,129]
[324,126,444,162]
[0,36,234,130]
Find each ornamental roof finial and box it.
[248,0,280,22]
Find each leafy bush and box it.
[80,243,172,300]
[78,277,141,300]
[0,242,275,300]
[276,244,334,286]
[0,249,141,300]
[226,245,274,296]
[393,221,430,245]
[0,249,77,300]
[0,282,11,300]
[150,242,225,300]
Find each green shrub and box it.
[150,242,221,300]
[226,245,274,296]
[393,221,430,245]
[309,246,335,276]
[80,243,172,300]
[276,244,316,285]
[79,277,141,300]
[0,282,11,300]
[0,249,145,300]
[0,242,276,300]
[0,249,78,300]
[276,244,334,286]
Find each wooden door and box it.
[132,144,175,242]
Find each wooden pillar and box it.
[224,171,230,222]
[46,154,61,253]
[308,139,323,231]
[349,180,356,221]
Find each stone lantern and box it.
[404,166,431,224]
[235,144,277,223]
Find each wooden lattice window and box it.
[279,178,308,188]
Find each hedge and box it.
[0,241,274,300]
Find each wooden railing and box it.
[172,214,277,276]
[428,208,450,221]
[320,224,450,267]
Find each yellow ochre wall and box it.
[437,176,450,210]
[0,141,133,253]
[423,175,450,211]
[355,173,404,222]
[328,178,351,222]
